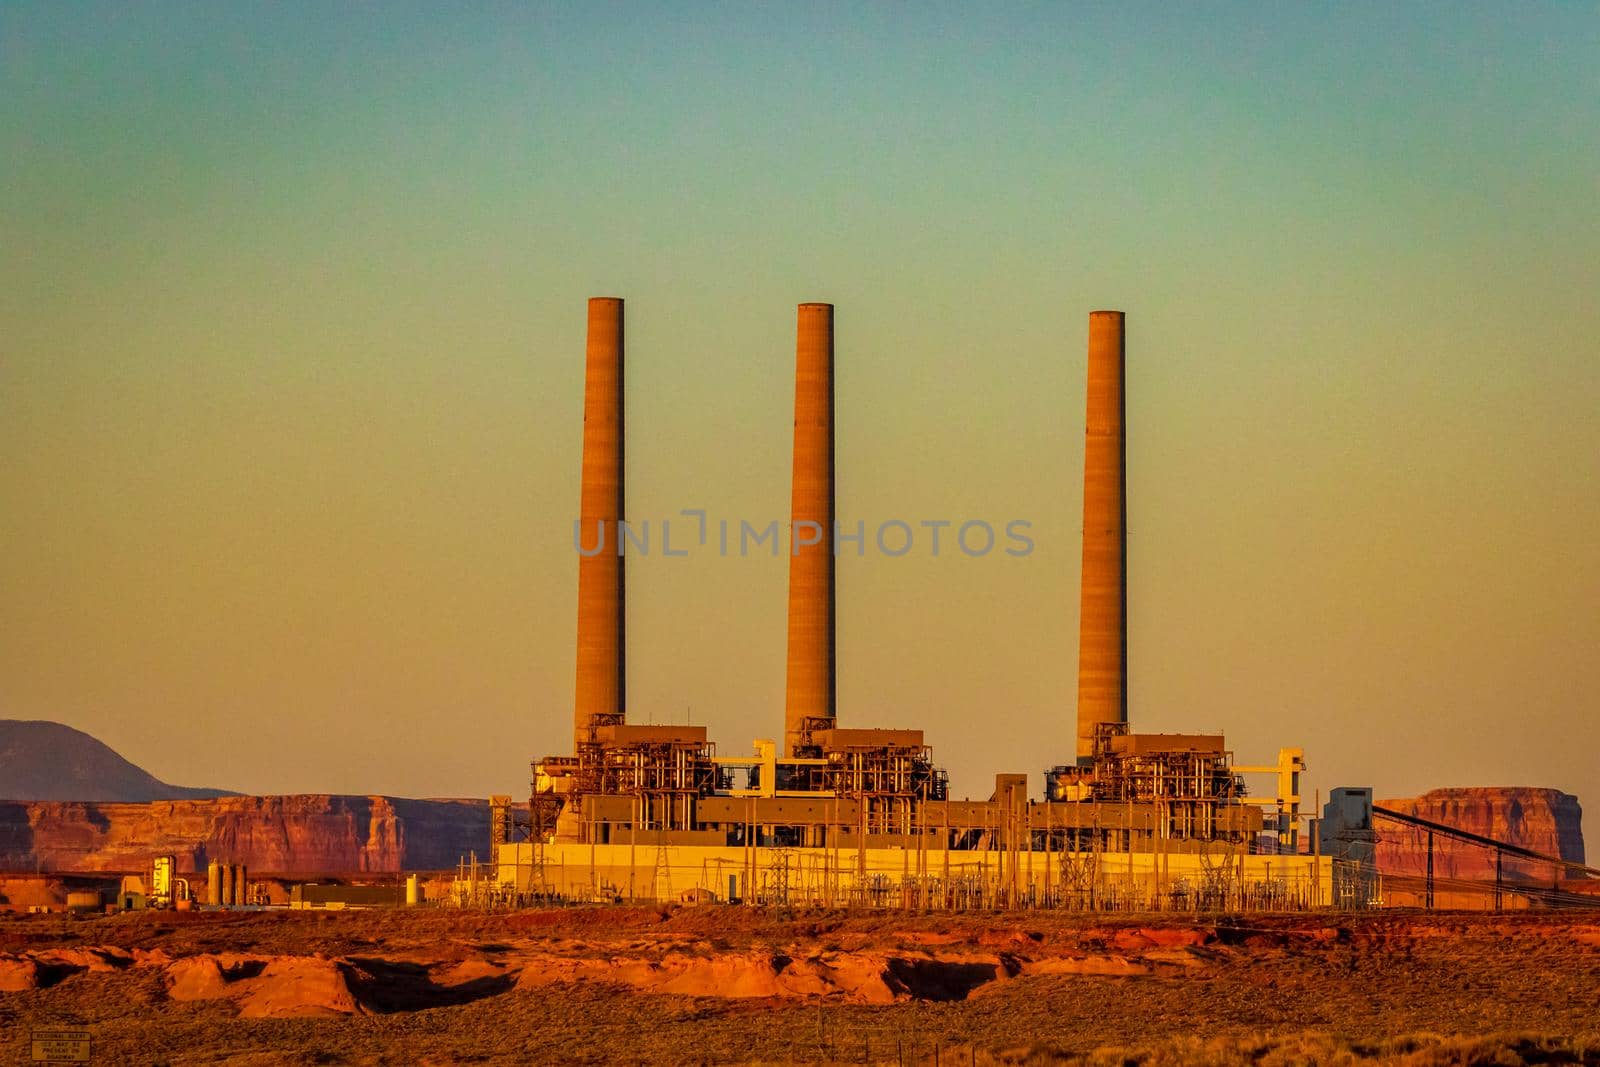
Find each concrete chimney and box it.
[574,297,625,750]
[784,302,836,756]
[1076,310,1127,762]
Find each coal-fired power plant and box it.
[512,297,1326,911]
[784,302,837,757]
[1076,310,1128,763]
[573,297,625,751]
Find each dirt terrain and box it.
[3,906,1600,1065]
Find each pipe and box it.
[1076,310,1127,762]
[574,296,626,750]
[784,302,836,755]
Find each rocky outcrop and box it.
[1376,787,1585,882]
[0,939,1216,1015]
[167,954,367,1018]
[0,795,488,874]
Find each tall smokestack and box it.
[784,302,836,756]
[1076,309,1127,762]
[574,296,625,751]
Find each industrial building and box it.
[497,298,1334,909]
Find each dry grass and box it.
[3,908,1600,1065]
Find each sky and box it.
[3,5,1597,831]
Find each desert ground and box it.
[3,906,1600,1065]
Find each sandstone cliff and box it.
[0,794,488,874]
[1375,787,1585,882]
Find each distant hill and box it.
[0,720,235,802]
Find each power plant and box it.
[501,299,1330,909]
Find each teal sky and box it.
[3,5,1597,825]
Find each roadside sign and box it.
[30,1031,91,1063]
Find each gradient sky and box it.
[3,6,1597,829]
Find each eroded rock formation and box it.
[1376,787,1584,882]
[0,794,487,874]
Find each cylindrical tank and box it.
[405,874,421,906]
[66,890,101,914]
[207,861,222,906]
[220,862,236,907]
[237,864,249,906]
[574,296,626,750]
[1076,310,1128,762]
[784,302,836,756]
